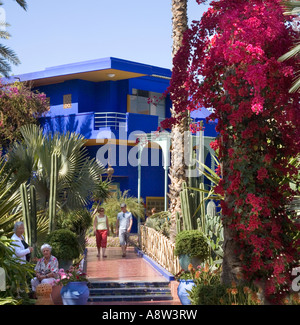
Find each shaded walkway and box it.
[86,247,180,305]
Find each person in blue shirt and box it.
[116,203,133,257]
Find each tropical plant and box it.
[0,157,22,233]
[0,80,47,146]
[46,229,81,262]
[0,230,35,304]
[174,229,210,260]
[0,1,27,77]
[99,190,145,234]
[56,208,93,251]
[20,183,37,258]
[144,211,171,237]
[167,0,189,242]
[278,1,300,93]
[168,0,299,304]
[7,124,106,230]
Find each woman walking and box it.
[93,206,109,258]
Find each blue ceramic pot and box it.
[177,279,195,305]
[177,280,195,305]
[60,282,89,305]
[179,254,202,271]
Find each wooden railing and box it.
[140,225,181,275]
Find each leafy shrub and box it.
[175,230,209,260]
[46,229,80,261]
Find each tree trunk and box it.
[169,0,188,241]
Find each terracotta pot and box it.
[51,285,63,305]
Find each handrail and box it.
[140,225,180,275]
[94,112,127,129]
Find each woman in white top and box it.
[93,206,109,258]
[11,221,33,264]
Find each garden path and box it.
[86,247,180,305]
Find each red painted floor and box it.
[86,247,181,305]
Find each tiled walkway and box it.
[86,247,180,305]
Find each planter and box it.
[179,254,202,271]
[60,282,89,305]
[177,279,195,305]
[51,285,63,305]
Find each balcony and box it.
[40,111,161,141]
[94,112,127,130]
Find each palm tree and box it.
[7,124,107,215]
[0,0,27,77]
[99,190,145,234]
[169,0,189,241]
[278,1,300,92]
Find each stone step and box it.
[88,281,173,302]
[88,294,173,302]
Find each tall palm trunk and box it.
[169,0,188,241]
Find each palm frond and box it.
[289,74,300,93]
[0,44,20,65]
[278,42,300,62]
[14,0,27,10]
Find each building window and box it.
[146,197,165,216]
[129,89,165,120]
[63,94,72,109]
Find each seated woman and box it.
[31,244,59,292]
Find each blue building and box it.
[12,57,217,231]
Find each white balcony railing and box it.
[94,112,127,130]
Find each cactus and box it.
[48,152,58,233]
[20,183,37,257]
[180,181,192,231]
[20,183,30,243]
[30,185,37,257]
[176,211,181,234]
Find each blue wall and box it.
[34,72,217,234]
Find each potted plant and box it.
[175,230,209,271]
[56,264,89,305]
[46,229,81,270]
[175,267,196,305]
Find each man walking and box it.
[116,203,133,257]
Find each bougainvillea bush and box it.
[167,0,300,304]
[0,81,48,147]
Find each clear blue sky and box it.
[1,0,210,75]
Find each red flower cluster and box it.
[169,0,300,304]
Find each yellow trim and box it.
[85,138,161,149]
[127,94,131,113]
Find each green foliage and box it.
[175,230,209,260]
[99,190,145,232]
[57,208,92,250]
[48,153,58,233]
[145,211,171,237]
[0,158,21,232]
[202,213,224,263]
[46,229,81,261]
[0,230,35,304]
[92,179,111,204]
[0,83,48,146]
[7,124,106,217]
[189,282,262,305]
